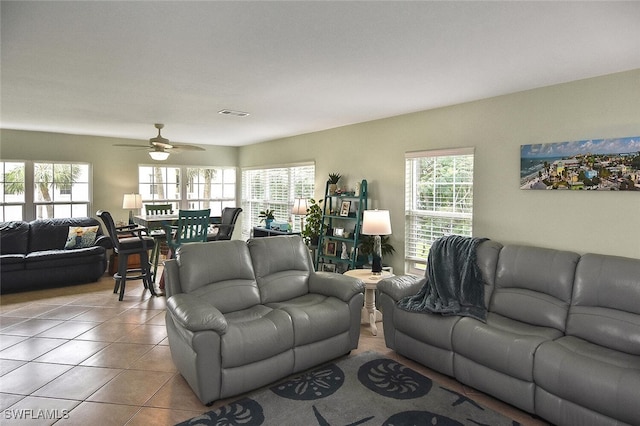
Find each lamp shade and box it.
[361,210,392,235]
[291,198,308,215]
[122,193,142,209]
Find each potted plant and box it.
[301,199,323,246]
[358,235,395,265]
[328,173,342,195]
[259,209,275,229]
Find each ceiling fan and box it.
[114,123,205,161]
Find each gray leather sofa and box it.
[378,241,640,426]
[163,235,365,405]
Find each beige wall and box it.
[2,69,639,273]
[239,69,640,272]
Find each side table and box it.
[343,269,394,336]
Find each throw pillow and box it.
[64,226,99,249]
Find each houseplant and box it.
[259,209,275,229]
[301,198,323,247]
[328,173,342,195]
[358,235,395,265]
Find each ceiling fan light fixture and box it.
[149,150,170,161]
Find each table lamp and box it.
[122,193,142,224]
[361,210,392,274]
[291,198,308,232]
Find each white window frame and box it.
[405,148,474,275]
[0,160,93,221]
[0,161,26,221]
[138,165,237,215]
[241,163,315,239]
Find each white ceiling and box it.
[2,1,640,147]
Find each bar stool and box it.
[97,210,156,300]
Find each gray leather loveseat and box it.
[378,241,640,426]
[163,235,365,405]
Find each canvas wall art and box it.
[521,136,640,191]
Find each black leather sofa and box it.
[0,217,109,293]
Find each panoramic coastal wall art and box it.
[521,136,640,191]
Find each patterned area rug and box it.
[177,351,520,426]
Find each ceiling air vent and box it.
[218,109,250,117]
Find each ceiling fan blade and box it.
[114,143,150,149]
[170,143,206,152]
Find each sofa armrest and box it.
[309,271,364,302]
[378,275,426,301]
[167,293,228,334]
[94,235,112,249]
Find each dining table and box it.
[133,214,221,288]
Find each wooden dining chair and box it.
[163,209,211,254]
[144,204,175,285]
[208,207,242,241]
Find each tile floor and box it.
[0,274,548,425]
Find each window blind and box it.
[404,149,474,274]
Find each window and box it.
[241,163,315,238]
[405,148,474,275]
[186,167,236,214]
[139,165,181,210]
[138,165,237,215]
[1,161,26,221]
[33,162,91,219]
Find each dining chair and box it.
[163,209,211,255]
[145,203,173,215]
[144,203,174,284]
[97,210,156,300]
[208,207,242,241]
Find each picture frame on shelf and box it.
[333,227,344,237]
[339,201,351,217]
[324,240,337,257]
[322,263,336,273]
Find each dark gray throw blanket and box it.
[397,235,489,321]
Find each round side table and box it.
[343,269,394,336]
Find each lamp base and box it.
[371,256,382,274]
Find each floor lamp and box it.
[361,210,392,274]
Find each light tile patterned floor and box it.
[0,274,548,425]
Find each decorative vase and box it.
[265,219,273,229]
[328,183,337,195]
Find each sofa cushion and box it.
[568,253,640,355]
[28,217,102,252]
[25,247,106,269]
[453,312,563,381]
[247,235,313,303]
[266,293,351,346]
[491,244,579,331]
[175,241,260,312]
[64,225,99,249]
[0,254,26,272]
[534,335,640,425]
[221,306,294,368]
[0,221,30,254]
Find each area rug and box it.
[177,351,520,426]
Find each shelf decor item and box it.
[361,210,392,274]
[328,173,342,195]
[339,200,351,216]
